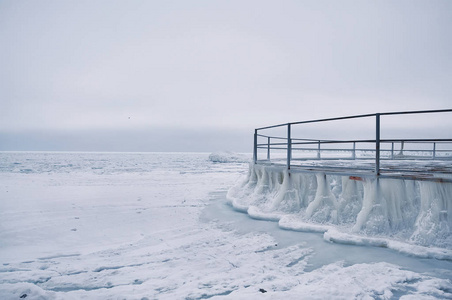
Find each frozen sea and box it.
[0,152,451,299]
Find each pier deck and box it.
[256,158,452,183]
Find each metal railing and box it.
[253,109,452,178]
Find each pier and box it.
[253,109,452,183]
[227,109,452,249]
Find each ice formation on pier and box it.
[227,163,452,256]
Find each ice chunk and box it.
[209,151,249,163]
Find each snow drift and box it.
[227,163,452,257]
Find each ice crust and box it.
[227,163,452,255]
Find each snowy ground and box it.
[1,152,451,299]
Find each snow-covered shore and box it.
[1,152,451,299]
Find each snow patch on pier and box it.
[227,163,452,257]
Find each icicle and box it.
[305,173,338,224]
[353,178,377,232]
[410,181,452,248]
[269,170,300,213]
[338,176,363,224]
[291,173,317,208]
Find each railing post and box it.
[317,141,321,159]
[433,142,436,159]
[352,142,356,159]
[267,137,271,160]
[391,142,394,160]
[287,123,291,170]
[253,129,258,164]
[375,113,380,175]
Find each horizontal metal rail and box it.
[255,109,452,131]
[253,109,452,182]
[257,138,452,145]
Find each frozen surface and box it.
[1,152,451,299]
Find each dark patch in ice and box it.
[38,253,80,260]
[67,270,88,276]
[0,267,31,272]
[228,261,238,268]
[47,280,147,292]
[286,255,308,267]
[155,286,176,294]
[255,245,278,253]
[93,263,143,272]
[93,265,124,272]
[188,290,234,299]
[70,228,77,231]
[48,285,113,292]
[19,294,27,298]
[438,286,452,294]
[259,288,267,293]
[28,277,52,284]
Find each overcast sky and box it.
[1,0,451,152]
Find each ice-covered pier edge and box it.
[227,163,452,258]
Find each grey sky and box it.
[1,0,451,152]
